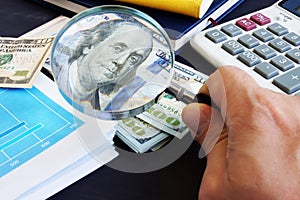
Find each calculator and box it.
[191,0,300,95]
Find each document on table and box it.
[0,66,118,199]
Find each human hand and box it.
[182,66,300,199]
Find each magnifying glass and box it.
[51,5,175,120]
[50,5,217,171]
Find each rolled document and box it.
[116,0,214,18]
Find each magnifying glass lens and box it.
[51,5,174,120]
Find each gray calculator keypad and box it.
[286,49,300,64]
[254,62,279,79]
[273,68,300,94]
[283,32,300,46]
[238,51,261,67]
[205,29,227,43]
[269,38,291,53]
[270,55,294,71]
[204,13,300,95]
[252,28,274,42]
[253,44,277,59]
[267,23,289,36]
[222,40,244,55]
[238,34,260,48]
[221,24,243,37]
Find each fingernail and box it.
[182,104,200,133]
[198,147,207,158]
[182,103,210,134]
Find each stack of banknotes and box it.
[114,61,208,153]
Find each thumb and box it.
[183,104,228,198]
[182,103,211,141]
[182,103,225,158]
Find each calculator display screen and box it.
[279,0,300,17]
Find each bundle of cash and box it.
[115,61,209,153]
[0,37,54,88]
[137,92,188,139]
[115,117,170,153]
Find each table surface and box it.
[1,0,278,199]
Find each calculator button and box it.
[221,24,243,37]
[238,34,260,48]
[286,49,300,64]
[222,40,244,55]
[205,29,227,43]
[253,44,277,59]
[267,23,288,36]
[295,91,300,96]
[283,32,300,46]
[269,38,291,53]
[270,55,294,71]
[252,28,274,42]
[254,62,279,79]
[273,68,300,94]
[236,18,257,31]
[237,50,261,67]
[250,13,271,25]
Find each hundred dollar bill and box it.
[0,37,54,88]
[137,92,188,139]
[155,49,208,94]
[136,61,208,139]
[115,117,169,153]
[172,60,208,95]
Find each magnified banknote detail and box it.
[50,6,219,173]
[51,6,174,120]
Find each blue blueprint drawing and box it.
[0,87,84,177]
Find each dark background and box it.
[1,0,277,199]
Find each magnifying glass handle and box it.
[194,93,212,106]
[168,82,216,108]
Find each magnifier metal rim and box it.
[51,5,175,120]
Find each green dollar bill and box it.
[137,92,189,139]
[115,117,169,153]
[0,37,54,88]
